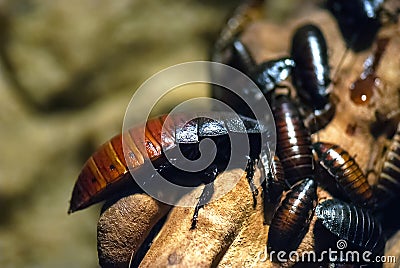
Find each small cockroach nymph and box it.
[267,178,318,255]
[312,142,376,208]
[316,199,385,254]
[291,23,335,133]
[272,94,314,186]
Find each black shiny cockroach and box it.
[251,56,295,101]
[316,199,385,254]
[373,122,400,208]
[267,178,317,255]
[291,23,335,133]
[312,142,376,208]
[272,94,314,186]
[326,0,384,52]
[69,113,270,229]
[212,39,295,118]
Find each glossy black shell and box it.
[326,0,383,52]
[316,199,385,254]
[267,178,317,254]
[251,57,295,97]
[291,24,331,111]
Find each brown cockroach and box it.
[272,94,314,186]
[267,178,317,254]
[312,142,376,208]
[69,113,270,229]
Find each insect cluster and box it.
[68,0,400,267]
[211,0,400,266]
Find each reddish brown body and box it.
[313,142,376,207]
[272,94,314,185]
[267,178,317,254]
[68,115,172,213]
[69,113,267,214]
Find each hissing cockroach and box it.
[291,23,335,132]
[316,199,385,254]
[312,142,376,208]
[373,122,400,208]
[326,0,383,52]
[267,178,317,254]
[69,113,269,229]
[272,94,314,186]
[265,155,287,204]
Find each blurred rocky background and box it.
[0,0,306,267]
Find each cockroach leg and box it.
[245,157,259,207]
[190,165,218,230]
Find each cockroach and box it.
[267,178,317,254]
[326,0,384,52]
[69,113,270,229]
[291,23,335,132]
[373,122,400,208]
[251,56,295,99]
[212,39,294,118]
[272,94,314,186]
[312,142,376,208]
[316,199,385,254]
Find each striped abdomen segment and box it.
[374,124,400,207]
[316,199,385,254]
[266,155,287,203]
[273,94,313,185]
[267,178,317,253]
[312,142,375,207]
[68,115,174,213]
